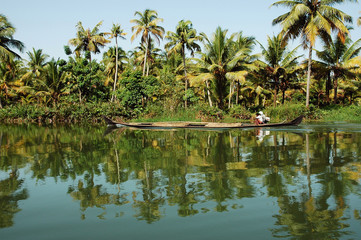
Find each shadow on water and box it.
[1,123,361,238]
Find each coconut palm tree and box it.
[197,27,257,109]
[68,21,110,62]
[165,20,202,108]
[258,33,302,106]
[0,56,25,107]
[130,9,164,76]
[36,59,70,106]
[0,14,24,60]
[25,48,49,79]
[134,42,163,76]
[105,24,126,102]
[102,46,127,87]
[314,35,361,103]
[271,0,355,107]
[229,32,258,107]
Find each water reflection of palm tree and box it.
[0,172,28,228]
[132,160,165,223]
[68,177,127,220]
[271,133,351,238]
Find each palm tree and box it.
[26,48,49,78]
[229,32,258,107]
[102,46,127,87]
[68,21,110,62]
[165,20,202,108]
[0,56,25,108]
[133,42,163,76]
[130,9,164,76]
[314,35,361,103]
[36,59,70,106]
[0,14,24,60]
[271,0,355,107]
[197,27,257,109]
[105,24,126,102]
[258,33,302,106]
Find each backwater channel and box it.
[1,122,361,239]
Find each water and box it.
[1,123,361,240]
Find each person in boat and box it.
[259,111,270,123]
[255,112,264,125]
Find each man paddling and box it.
[255,113,263,125]
[259,111,270,123]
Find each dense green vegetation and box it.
[1,1,361,123]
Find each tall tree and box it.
[105,24,126,102]
[0,56,25,108]
[68,21,110,62]
[165,20,202,108]
[130,9,164,76]
[271,0,356,107]
[197,27,257,109]
[0,14,24,60]
[314,35,361,103]
[258,33,302,106]
[26,48,49,78]
[102,46,127,87]
[133,42,162,76]
[36,59,70,106]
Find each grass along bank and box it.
[1,102,361,124]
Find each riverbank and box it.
[1,103,361,124]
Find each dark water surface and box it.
[1,123,361,240]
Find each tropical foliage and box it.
[271,0,355,107]
[0,4,361,119]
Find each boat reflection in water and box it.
[0,123,361,239]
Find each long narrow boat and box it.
[103,115,304,129]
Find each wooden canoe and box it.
[102,115,304,129]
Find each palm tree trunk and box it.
[182,46,188,109]
[333,77,338,104]
[228,81,233,109]
[326,72,331,104]
[206,80,213,107]
[306,46,312,108]
[0,94,2,109]
[111,37,119,102]
[273,77,278,107]
[143,38,149,77]
[236,82,239,105]
[273,88,277,107]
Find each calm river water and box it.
[1,122,361,240]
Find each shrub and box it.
[228,105,252,120]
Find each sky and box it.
[3,0,361,61]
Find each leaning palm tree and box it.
[258,33,302,106]
[0,14,24,60]
[105,24,126,102]
[130,9,164,76]
[271,0,355,107]
[165,20,202,108]
[68,21,110,62]
[314,35,361,103]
